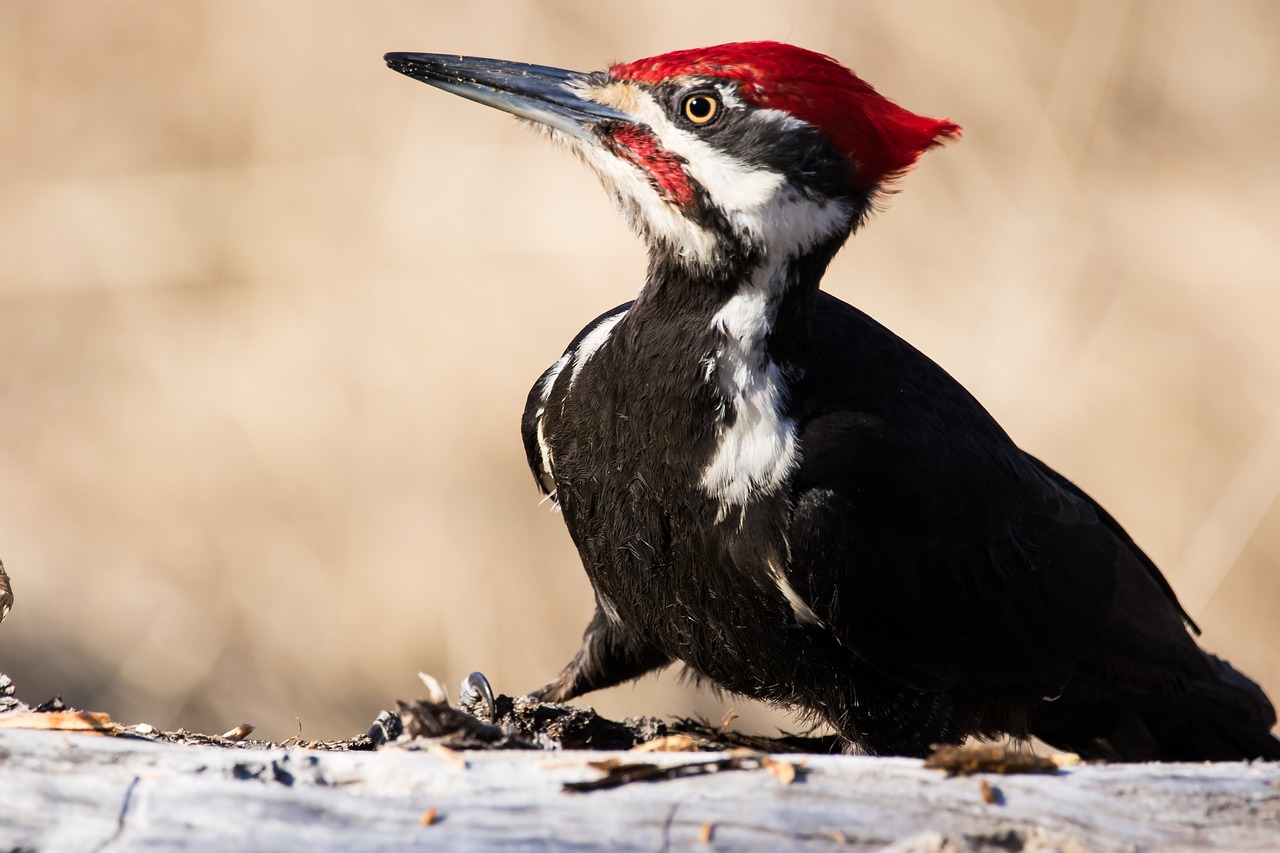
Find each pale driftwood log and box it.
[1,728,1277,852]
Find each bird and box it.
[0,559,11,626]
[385,42,1280,761]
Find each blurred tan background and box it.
[1,1,1277,743]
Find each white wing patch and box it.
[531,310,627,502]
[539,353,571,400]
[532,353,570,498]
[569,311,626,385]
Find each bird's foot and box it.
[457,671,497,721]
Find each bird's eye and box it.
[682,93,719,125]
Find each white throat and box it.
[700,262,800,513]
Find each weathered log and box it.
[1,726,1277,852]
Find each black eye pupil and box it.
[683,94,718,124]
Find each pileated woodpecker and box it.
[386,42,1280,760]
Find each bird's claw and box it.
[458,671,497,721]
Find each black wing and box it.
[785,292,1142,701]
[521,302,634,496]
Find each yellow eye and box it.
[682,93,719,125]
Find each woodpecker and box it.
[386,42,1280,760]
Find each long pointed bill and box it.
[384,52,630,140]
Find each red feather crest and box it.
[612,41,959,189]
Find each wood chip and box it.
[220,723,255,741]
[420,806,438,826]
[278,715,305,748]
[631,734,701,752]
[923,744,1058,776]
[761,755,799,784]
[416,672,450,706]
[566,761,663,792]
[699,821,714,843]
[566,750,802,793]
[979,778,1000,804]
[427,743,468,770]
[0,710,114,733]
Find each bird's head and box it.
[386,42,957,283]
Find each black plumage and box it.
[522,286,1278,760]
[388,42,1280,760]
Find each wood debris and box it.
[427,743,469,770]
[670,715,840,754]
[0,710,114,733]
[221,723,255,741]
[924,744,1059,776]
[564,750,803,793]
[761,754,800,784]
[631,734,701,752]
[396,697,506,747]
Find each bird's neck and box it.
[633,231,847,365]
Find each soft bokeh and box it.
[1,1,1277,742]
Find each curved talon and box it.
[459,671,496,720]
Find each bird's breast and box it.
[699,348,800,517]
[532,306,821,629]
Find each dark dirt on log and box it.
[0,671,841,755]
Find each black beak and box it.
[384,52,630,140]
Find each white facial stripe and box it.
[555,83,728,265]
[593,84,782,217]
[661,126,783,213]
[752,183,853,257]
[570,140,719,260]
[564,82,852,268]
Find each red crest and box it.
[612,42,959,189]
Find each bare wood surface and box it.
[1,728,1277,852]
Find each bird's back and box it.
[790,293,1279,758]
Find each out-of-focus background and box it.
[1,1,1277,743]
